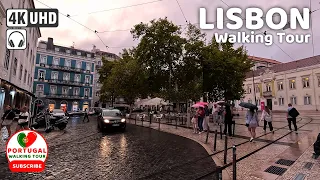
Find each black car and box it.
[97,109,126,132]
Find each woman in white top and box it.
[260,106,274,133]
[16,106,30,132]
[245,107,259,142]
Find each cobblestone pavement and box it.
[128,113,320,179]
[0,116,217,180]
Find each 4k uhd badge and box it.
[6,130,48,172]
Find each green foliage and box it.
[99,18,253,104]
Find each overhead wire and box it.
[69,0,163,17]
[219,0,295,61]
[175,0,188,23]
[309,0,315,56]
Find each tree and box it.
[130,17,186,101]
[100,49,148,107]
[98,56,116,104]
[205,38,253,102]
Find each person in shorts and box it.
[16,106,30,132]
[1,105,16,139]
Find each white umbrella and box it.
[144,97,168,106]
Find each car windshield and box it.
[102,110,121,117]
[53,109,64,113]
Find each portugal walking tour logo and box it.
[6,130,48,172]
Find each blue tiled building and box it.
[33,38,95,112]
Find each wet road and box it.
[0,117,217,180]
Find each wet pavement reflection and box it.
[0,116,216,180]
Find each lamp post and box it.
[252,69,257,106]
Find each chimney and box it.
[47,37,54,50]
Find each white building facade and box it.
[242,56,320,111]
[0,0,41,111]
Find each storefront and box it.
[48,100,55,111]
[72,101,79,111]
[82,101,89,111]
[60,100,68,112]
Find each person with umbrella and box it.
[197,106,205,134]
[245,107,259,142]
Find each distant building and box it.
[91,46,120,107]
[0,0,41,112]
[33,38,95,112]
[249,56,282,70]
[242,55,320,111]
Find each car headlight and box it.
[121,118,126,122]
[104,119,110,123]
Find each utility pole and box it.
[252,69,257,106]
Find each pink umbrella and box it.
[197,102,208,106]
[192,103,204,108]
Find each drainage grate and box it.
[294,173,306,180]
[275,159,295,166]
[264,166,287,175]
[303,162,314,170]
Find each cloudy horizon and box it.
[34,0,320,63]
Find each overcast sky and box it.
[34,0,320,63]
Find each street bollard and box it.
[232,146,236,180]
[232,123,235,136]
[142,116,143,126]
[205,128,209,144]
[214,129,218,151]
[224,135,228,164]
[220,124,223,139]
[215,166,223,180]
[175,118,177,129]
[158,118,160,130]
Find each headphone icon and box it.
[8,31,25,48]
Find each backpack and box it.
[288,108,300,118]
[314,133,320,155]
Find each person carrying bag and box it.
[261,106,274,133]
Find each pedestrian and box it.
[224,104,233,136]
[1,105,16,140]
[260,106,273,133]
[203,105,210,132]
[246,107,259,142]
[287,103,299,134]
[191,115,198,134]
[197,107,205,134]
[83,108,89,122]
[16,106,30,132]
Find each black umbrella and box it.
[239,102,257,109]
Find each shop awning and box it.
[1,79,35,97]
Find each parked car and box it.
[51,109,67,117]
[97,108,126,132]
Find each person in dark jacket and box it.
[1,105,16,139]
[83,108,89,122]
[223,104,233,136]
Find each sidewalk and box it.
[127,113,320,179]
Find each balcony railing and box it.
[46,93,83,99]
[48,64,83,72]
[47,79,87,86]
[263,91,273,97]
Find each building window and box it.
[13,58,18,75]
[96,91,100,96]
[289,79,296,89]
[257,99,260,105]
[75,74,80,82]
[40,55,47,64]
[65,59,71,67]
[19,65,23,80]
[290,96,297,105]
[62,87,68,95]
[38,70,45,79]
[85,75,90,83]
[24,70,27,83]
[266,83,271,92]
[278,98,284,106]
[27,74,29,85]
[84,88,89,96]
[304,96,311,105]
[53,57,59,65]
[98,61,101,66]
[277,82,283,90]
[63,73,70,81]
[50,86,57,94]
[86,64,91,71]
[255,85,260,93]
[51,72,58,80]
[76,62,81,69]
[26,43,29,57]
[4,49,10,70]
[318,77,320,87]
[302,77,310,88]
[74,87,80,95]
[36,84,44,91]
